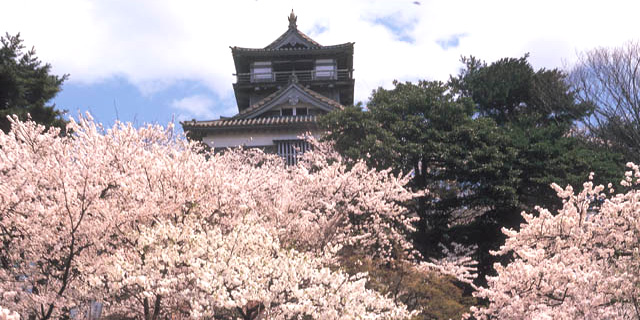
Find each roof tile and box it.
[182,115,318,129]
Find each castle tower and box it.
[182,11,355,165]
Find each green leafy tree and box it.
[321,81,521,255]
[451,55,624,283]
[321,56,623,286]
[450,55,621,210]
[0,33,68,133]
[450,54,591,127]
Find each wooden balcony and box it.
[234,69,353,84]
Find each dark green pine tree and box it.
[321,55,624,285]
[320,81,522,257]
[450,54,622,210]
[448,55,624,282]
[0,33,68,133]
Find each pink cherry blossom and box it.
[1,116,475,319]
[472,163,640,319]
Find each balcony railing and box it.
[234,69,353,84]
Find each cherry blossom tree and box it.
[0,116,127,319]
[0,305,19,320]
[0,292,19,320]
[1,115,459,319]
[471,164,640,319]
[88,215,411,319]
[80,133,421,319]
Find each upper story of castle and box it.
[230,10,354,113]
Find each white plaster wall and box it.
[203,129,323,148]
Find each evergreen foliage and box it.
[320,55,624,286]
[0,33,68,133]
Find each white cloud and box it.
[170,94,215,120]
[3,0,640,107]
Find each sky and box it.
[2,0,639,128]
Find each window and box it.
[251,61,273,82]
[280,108,307,116]
[314,59,336,79]
[276,140,311,166]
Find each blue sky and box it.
[3,0,639,130]
[53,77,234,126]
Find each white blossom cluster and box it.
[471,163,640,319]
[422,242,478,286]
[0,301,19,320]
[0,115,456,319]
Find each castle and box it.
[181,11,354,165]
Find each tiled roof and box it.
[234,82,343,119]
[181,115,318,129]
[231,43,353,53]
[264,27,321,49]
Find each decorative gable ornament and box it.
[288,95,299,106]
[265,10,321,50]
[288,9,297,29]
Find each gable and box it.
[269,31,313,49]
[264,28,321,50]
[252,90,324,116]
[234,83,343,119]
[263,10,321,50]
